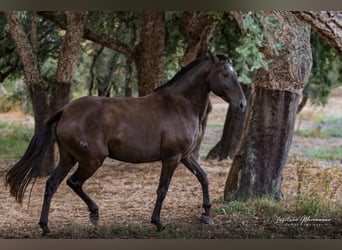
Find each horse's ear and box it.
[208,50,219,64]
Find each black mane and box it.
[154,54,228,92]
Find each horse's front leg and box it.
[151,157,179,231]
[181,154,213,225]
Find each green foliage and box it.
[81,12,140,97]
[210,13,241,61]
[1,11,340,112]
[87,11,139,44]
[305,32,342,106]
[165,11,185,80]
[212,12,283,85]
[234,12,283,84]
[0,120,33,158]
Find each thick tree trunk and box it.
[43,11,87,175]
[5,11,49,130]
[179,11,218,66]
[135,11,165,96]
[225,87,300,200]
[224,12,312,201]
[50,11,87,114]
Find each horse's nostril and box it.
[240,100,247,111]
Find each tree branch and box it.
[37,11,134,59]
[292,11,342,54]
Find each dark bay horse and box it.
[6,52,247,235]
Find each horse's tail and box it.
[5,110,64,204]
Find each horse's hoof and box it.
[39,222,50,236]
[41,226,51,236]
[156,223,165,232]
[89,215,99,226]
[200,214,214,225]
[151,219,165,232]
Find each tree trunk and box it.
[5,11,49,130]
[98,52,119,97]
[179,11,218,66]
[125,59,134,97]
[37,11,165,97]
[42,11,87,176]
[207,84,251,160]
[134,11,165,96]
[50,11,87,114]
[224,12,312,201]
[88,46,104,96]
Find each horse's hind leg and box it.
[39,152,76,236]
[181,154,213,225]
[66,159,103,226]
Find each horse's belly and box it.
[107,137,161,163]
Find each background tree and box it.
[297,31,342,113]
[5,11,49,130]
[39,11,164,96]
[224,11,312,200]
[207,12,282,160]
[293,11,342,112]
[5,11,87,175]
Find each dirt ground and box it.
[0,89,341,238]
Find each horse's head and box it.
[207,51,247,112]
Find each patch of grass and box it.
[214,195,342,220]
[0,121,33,158]
[307,148,342,161]
[295,128,342,138]
[206,122,224,128]
[314,116,342,124]
[295,116,342,138]
[216,200,252,215]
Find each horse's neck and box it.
[171,65,210,118]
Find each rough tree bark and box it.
[179,11,218,66]
[50,11,87,115]
[44,11,87,175]
[224,12,312,201]
[133,11,165,96]
[5,11,49,130]
[37,11,181,96]
[292,11,342,54]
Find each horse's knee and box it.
[66,176,79,190]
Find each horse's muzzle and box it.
[239,99,247,112]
